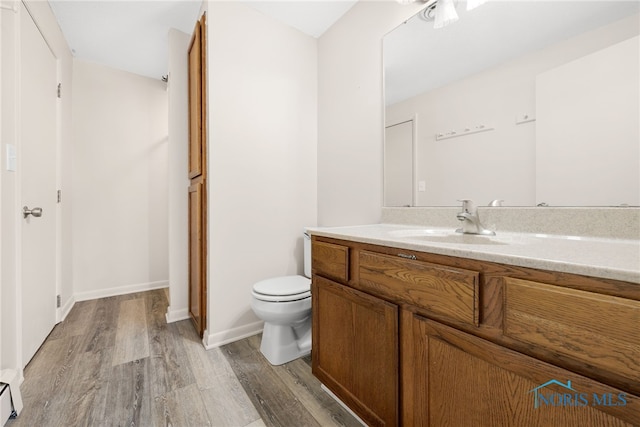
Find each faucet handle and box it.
[457,199,475,213]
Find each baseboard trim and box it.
[74,280,169,302]
[165,307,190,323]
[58,295,76,323]
[202,321,264,350]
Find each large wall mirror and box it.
[383,1,640,207]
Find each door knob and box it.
[23,206,43,218]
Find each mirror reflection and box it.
[384,1,640,207]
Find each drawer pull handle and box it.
[398,253,417,260]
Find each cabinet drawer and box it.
[312,241,349,282]
[503,278,640,385]
[359,251,479,325]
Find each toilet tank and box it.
[303,232,311,278]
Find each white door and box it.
[20,4,58,366]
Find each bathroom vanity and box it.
[309,224,640,427]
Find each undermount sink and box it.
[387,228,516,245]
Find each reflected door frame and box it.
[384,114,418,207]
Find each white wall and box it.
[317,1,423,226]
[1,0,73,373]
[205,2,318,346]
[71,60,169,300]
[386,14,639,207]
[0,0,16,372]
[536,35,639,206]
[166,28,191,322]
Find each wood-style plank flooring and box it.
[7,289,361,427]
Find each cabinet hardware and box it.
[397,253,417,260]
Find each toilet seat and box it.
[252,275,311,302]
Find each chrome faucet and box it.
[456,199,495,235]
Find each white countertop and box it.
[307,223,640,284]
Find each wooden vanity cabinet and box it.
[311,236,640,426]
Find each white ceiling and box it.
[49,0,358,81]
[242,1,357,38]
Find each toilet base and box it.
[260,320,311,365]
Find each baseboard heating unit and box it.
[0,383,15,426]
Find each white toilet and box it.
[251,232,312,365]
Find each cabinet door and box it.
[312,275,398,427]
[189,177,206,336]
[188,14,207,179]
[405,315,640,426]
[188,13,207,338]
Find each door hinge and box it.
[56,294,61,308]
[57,190,62,203]
[57,83,62,98]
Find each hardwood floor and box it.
[8,289,361,427]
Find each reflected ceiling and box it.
[384,1,640,106]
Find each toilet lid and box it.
[253,275,311,299]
